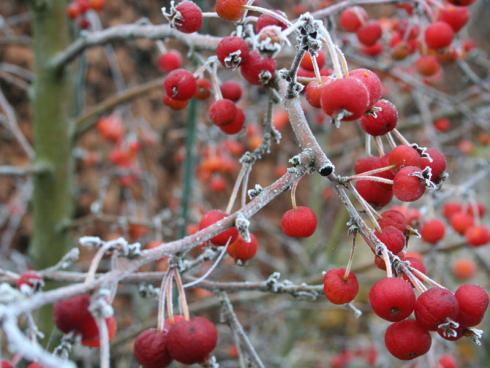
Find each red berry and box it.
[415,287,459,330]
[27,364,44,368]
[349,68,382,109]
[220,81,243,101]
[133,328,172,368]
[455,284,488,327]
[54,293,94,334]
[320,77,370,121]
[339,6,368,32]
[216,0,247,21]
[174,1,202,33]
[300,52,325,72]
[96,115,124,143]
[357,21,382,47]
[0,362,13,368]
[425,22,454,49]
[216,36,249,69]
[361,42,384,57]
[450,211,474,234]
[255,10,287,32]
[67,3,81,19]
[393,166,426,202]
[164,69,197,100]
[379,209,408,232]
[375,226,406,253]
[388,145,421,169]
[280,206,317,238]
[421,219,446,244]
[227,233,258,262]
[438,354,457,368]
[208,99,237,126]
[81,316,117,347]
[438,5,470,33]
[360,99,398,136]
[465,225,490,247]
[163,95,188,110]
[167,317,218,364]
[305,77,329,108]
[415,55,440,77]
[443,202,462,219]
[419,147,446,181]
[356,181,393,208]
[240,51,276,85]
[447,0,475,7]
[219,107,245,135]
[323,268,359,305]
[433,118,450,132]
[158,50,182,73]
[90,0,105,11]
[369,277,415,321]
[16,271,43,292]
[466,202,486,217]
[384,319,432,360]
[198,210,238,246]
[194,78,212,100]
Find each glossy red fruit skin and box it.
[194,78,212,100]
[379,209,407,232]
[369,278,415,321]
[421,219,446,244]
[339,6,367,32]
[67,3,81,19]
[465,225,490,247]
[240,51,276,85]
[362,42,383,57]
[208,99,237,126]
[323,268,359,305]
[416,55,440,77]
[174,1,202,33]
[360,99,398,136]
[349,68,382,109]
[300,52,326,71]
[216,0,247,21]
[81,316,117,347]
[443,202,462,219]
[320,77,370,121]
[305,77,329,108]
[163,95,188,110]
[356,181,393,208]
[384,319,432,360]
[164,69,197,100]
[158,50,182,73]
[447,0,475,5]
[280,206,317,238]
[255,10,287,32]
[133,328,172,368]
[356,21,382,46]
[450,211,474,234]
[438,5,470,32]
[54,294,93,334]
[220,81,242,102]
[425,22,454,49]
[415,287,459,330]
[216,36,250,68]
[420,148,446,181]
[388,145,421,169]
[220,107,245,134]
[227,233,258,262]
[455,284,489,327]
[167,317,218,364]
[375,226,405,253]
[198,210,238,246]
[393,166,426,202]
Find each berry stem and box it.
[166,273,175,322]
[242,5,292,27]
[386,132,397,149]
[318,24,343,79]
[290,180,299,209]
[201,12,219,18]
[157,271,172,331]
[410,266,446,289]
[241,165,252,208]
[348,175,394,185]
[310,53,323,83]
[350,165,396,177]
[84,242,114,285]
[365,134,372,156]
[335,45,349,77]
[392,128,411,146]
[374,136,385,156]
[226,165,248,214]
[381,247,393,278]
[343,234,357,280]
[173,269,190,321]
[349,182,382,231]
[155,40,167,54]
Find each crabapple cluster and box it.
[66,0,105,29]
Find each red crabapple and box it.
[133,328,172,368]
[375,226,405,253]
[158,50,183,73]
[323,268,359,304]
[393,166,426,202]
[216,36,250,69]
[414,287,459,330]
[240,51,276,85]
[164,69,197,100]
[280,206,318,238]
[227,233,258,262]
[465,225,490,247]
[350,68,382,109]
[339,6,367,32]
[384,319,432,360]
[220,81,243,101]
[425,22,454,49]
[438,5,470,33]
[208,99,237,126]
[216,0,247,21]
[360,99,398,136]
[356,21,382,47]
[415,55,440,77]
[369,277,415,322]
[173,1,202,33]
[198,210,238,246]
[321,77,370,121]
[455,284,489,327]
[420,219,446,244]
